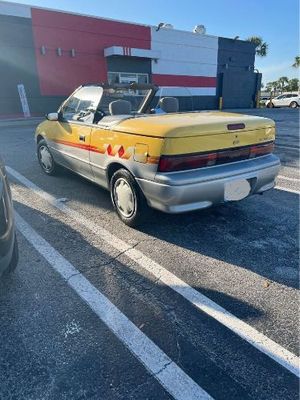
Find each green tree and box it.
[246,36,268,57]
[265,80,279,93]
[278,77,290,92]
[286,78,299,91]
[292,56,300,68]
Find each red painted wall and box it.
[31,9,151,96]
[152,74,217,87]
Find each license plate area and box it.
[224,179,251,201]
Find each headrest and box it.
[159,97,179,113]
[109,100,132,115]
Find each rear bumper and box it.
[137,154,281,213]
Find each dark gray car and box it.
[0,157,18,276]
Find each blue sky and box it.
[7,0,300,84]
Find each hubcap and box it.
[114,178,135,218]
[39,145,53,171]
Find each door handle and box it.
[79,135,85,142]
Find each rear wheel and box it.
[110,169,149,227]
[289,101,298,108]
[37,139,58,175]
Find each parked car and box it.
[259,96,270,107]
[35,83,280,227]
[266,93,300,108]
[0,157,18,276]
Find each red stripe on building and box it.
[152,74,217,87]
[31,9,151,96]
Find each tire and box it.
[5,235,19,274]
[267,102,274,108]
[37,139,58,175]
[110,168,149,227]
[289,101,298,108]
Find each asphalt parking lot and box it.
[0,108,299,399]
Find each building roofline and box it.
[0,0,223,40]
[0,0,151,27]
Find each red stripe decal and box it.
[152,74,216,88]
[53,139,134,160]
[54,139,105,154]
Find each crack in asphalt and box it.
[154,360,173,377]
[67,272,81,282]
[84,242,141,272]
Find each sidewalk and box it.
[0,117,43,128]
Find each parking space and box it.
[0,109,299,399]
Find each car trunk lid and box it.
[113,111,275,140]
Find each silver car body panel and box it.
[0,161,16,275]
[137,154,280,213]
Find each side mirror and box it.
[46,112,59,121]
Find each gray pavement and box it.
[0,108,299,399]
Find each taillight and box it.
[158,141,274,173]
[250,142,274,158]
[158,152,217,172]
[217,147,250,164]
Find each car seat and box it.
[109,100,132,115]
[158,97,179,113]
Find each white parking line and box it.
[8,167,300,378]
[15,211,212,400]
[276,186,300,195]
[278,175,300,183]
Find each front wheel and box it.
[110,169,149,227]
[267,102,274,108]
[37,139,58,175]
[289,101,298,108]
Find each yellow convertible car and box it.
[35,83,280,226]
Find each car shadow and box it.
[6,200,265,330]
[6,201,265,323]
[137,190,299,290]
[1,200,298,400]
[27,164,299,290]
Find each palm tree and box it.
[286,78,299,91]
[246,36,268,57]
[266,81,279,93]
[292,56,300,68]
[277,77,289,93]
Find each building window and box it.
[108,72,149,87]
